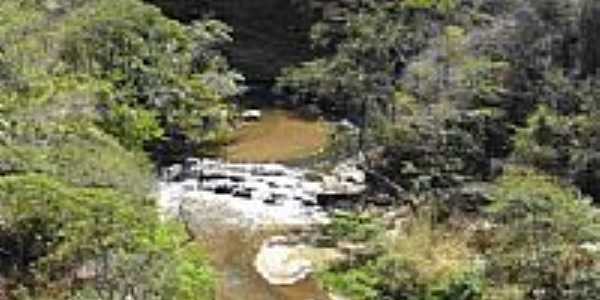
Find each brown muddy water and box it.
[218,266,328,300]
[198,226,330,300]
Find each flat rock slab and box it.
[254,236,313,285]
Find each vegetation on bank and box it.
[318,168,600,300]
[2,0,600,299]
[0,0,242,298]
[276,0,600,299]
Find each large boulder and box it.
[254,236,313,285]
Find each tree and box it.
[277,0,441,119]
[485,167,600,299]
[0,1,226,298]
[0,174,215,300]
[580,0,600,76]
[60,0,242,154]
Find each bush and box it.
[322,213,384,243]
[374,104,491,194]
[0,174,215,299]
[319,266,381,300]
[320,215,484,300]
[484,167,600,299]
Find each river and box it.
[157,158,363,300]
[218,264,329,300]
[202,226,330,300]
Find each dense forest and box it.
[276,0,600,299]
[0,0,240,298]
[1,0,600,299]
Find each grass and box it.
[385,216,475,287]
[224,109,330,163]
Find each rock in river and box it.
[254,236,313,286]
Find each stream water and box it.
[157,153,366,300]
[218,265,329,300]
[207,229,330,300]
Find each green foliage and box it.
[566,269,600,299]
[5,0,600,299]
[277,0,432,117]
[376,218,481,298]
[278,1,600,300]
[321,263,483,300]
[57,0,241,150]
[0,174,215,300]
[321,216,484,300]
[489,167,599,242]
[98,104,163,150]
[321,169,600,300]
[0,117,154,196]
[0,0,235,297]
[580,0,600,76]
[0,1,45,39]
[0,174,149,265]
[374,103,492,193]
[485,167,600,299]
[403,0,458,13]
[514,102,600,200]
[514,106,570,174]
[323,213,383,243]
[319,265,381,300]
[1,0,242,154]
[281,0,513,194]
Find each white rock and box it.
[158,160,331,227]
[241,109,262,120]
[254,236,313,285]
[580,242,600,253]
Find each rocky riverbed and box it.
[158,158,366,227]
[157,158,367,299]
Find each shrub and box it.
[485,167,600,298]
[322,213,384,243]
[320,215,484,300]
